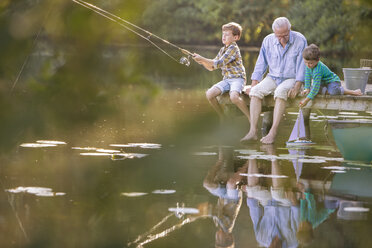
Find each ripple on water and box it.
[110,143,161,149]
[152,189,176,194]
[121,192,148,197]
[344,207,370,212]
[6,186,66,197]
[36,140,67,145]
[20,143,57,148]
[168,207,199,215]
[240,173,288,178]
[72,147,98,151]
[192,152,217,156]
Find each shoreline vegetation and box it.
[110,42,261,52]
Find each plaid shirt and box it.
[213,42,246,80]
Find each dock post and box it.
[302,108,311,139]
[262,111,273,136]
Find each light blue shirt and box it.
[247,198,300,248]
[251,30,307,85]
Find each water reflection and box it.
[201,144,372,247]
[243,145,300,248]
[203,146,243,248]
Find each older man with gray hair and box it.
[241,17,307,144]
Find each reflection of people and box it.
[299,44,362,107]
[202,147,244,248]
[296,182,335,246]
[241,17,307,144]
[244,145,300,248]
[192,22,250,123]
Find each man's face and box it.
[274,26,290,46]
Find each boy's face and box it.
[222,30,238,46]
[304,59,318,69]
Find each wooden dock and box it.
[218,84,372,137]
[219,93,372,112]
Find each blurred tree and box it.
[289,0,372,55]
[142,0,291,46]
[0,0,157,150]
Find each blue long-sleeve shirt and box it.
[300,192,335,228]
[251,31,307,85]
[304,61,340,99]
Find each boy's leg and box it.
[327,81,362,96]
[241,77,277,142]
[229,78,250,121]
[326,81,343,95]
[206,86,224,119]
[344,88,362,96]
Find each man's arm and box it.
[251,44,268,82]
[288,81,303,99]
[244,80,259,95]
[289,38,308,99]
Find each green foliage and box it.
[289,0,372,54]
[142,0,290,46]
[0,0,157,150]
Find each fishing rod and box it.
[72,0,193,66]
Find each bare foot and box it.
[260,144,275,155]
[240,131,258,143]
[260,133,276,144]
[352,89,363,96]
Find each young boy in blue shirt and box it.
[192,22,250,122]
[299,44,362,107]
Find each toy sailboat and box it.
[288,148,305,181]
[286,109,315,147]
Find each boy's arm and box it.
[306,72,322,100]
[192,54,214,71]
[299,97,311,107]
[304,68,311,89]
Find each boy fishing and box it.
[299,44,362,107]
[192,22,250,123]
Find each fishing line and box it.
[10,4,53,92]
[314,108,336,146]
[72,0,193,66]
[0,177,29,242]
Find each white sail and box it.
[288,109,307,142]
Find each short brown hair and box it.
[303,44,320,61]
[222,22,242,40]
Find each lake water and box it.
[1,46,371,247]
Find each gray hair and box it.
[272,17,291,32]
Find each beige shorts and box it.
[249,76,296,101]
[246,186,271,206]
[246,186,292,207]
[271,187,292,207]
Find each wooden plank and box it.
[218,94,372,112]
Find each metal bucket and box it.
[342,68,372,93]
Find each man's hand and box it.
[244,80,259,95]
[288,81,302,99]
[301,89,310,96]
